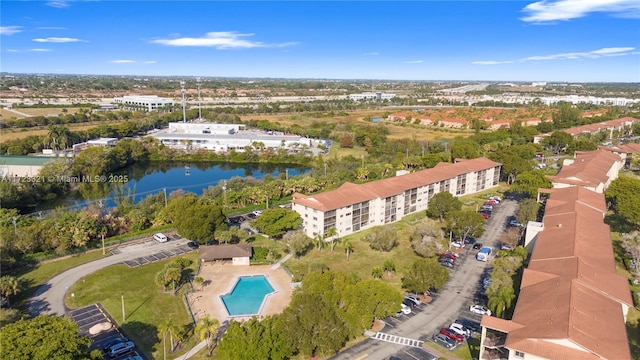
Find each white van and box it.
[153,233,168,243]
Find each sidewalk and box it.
[270,253,293,270]
[173,340,207,360]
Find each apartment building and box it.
[533,117,639,144]
[549,149,625,193]
[292,157,501,239]
[479,186,633,360]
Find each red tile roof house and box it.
[479,186,633,360]
[533,117,640,144]
[548,149,625,193]
[292,157,501,239]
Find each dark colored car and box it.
[439,257,455,265]
[187,241,199,249]
[440,327,465,343]
[402,299,416,308]
[455,318,482,333]
[432,333,456,349]
[473,243,483,250]
[439,261,454,268]
[101,337,128,351]
[464,237,476,244]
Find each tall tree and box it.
[401,258,449,294]
[517,198,540,224]
[446,210,486,242]
[606,176,640,228]
[366,224,398,252]
[0,276,21,306]
[283,230,313,258]
[426,191,462,222]
[0,316,94,360]
[511,170,552,198]
[251,208,302,239]
[542,131,573,154]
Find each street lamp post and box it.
[12,216,17,235]
[121,294,125,323]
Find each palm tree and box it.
[487,286,515,318]
[324,227,339,254]
[159,319,179,353]
[344,239,354,261]
[314,233,325,252]
[195,316,220,356]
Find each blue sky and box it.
[1,0,639,82]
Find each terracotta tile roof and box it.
[490,186,633,360]
[543,117,639,137]
[292,157,500,212]
[603,142,640,154]
[548,149,622,189]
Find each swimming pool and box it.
[220,275,275,316]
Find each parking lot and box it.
[68,303,146,359]
[119,234,194,268]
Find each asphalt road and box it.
[330,199,519,360]
[28,238,191,317]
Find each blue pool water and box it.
[221,276,275,316]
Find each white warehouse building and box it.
[348,92,396,101]
[113,95,174,111]
[152,122,317,152]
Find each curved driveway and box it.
[28,238,190,317]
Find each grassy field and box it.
[241,110,472,142]
[0,119,130,142]
[66,252,200,359]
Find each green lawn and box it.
[66,253,200,359]
[12,250,109,307]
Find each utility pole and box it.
[181,80,186,123]
[324,163,327,177]
[121,294,125,323]
[102,234,105,255]
[196,77,202,120]
[12,216,17,235]
[163,188,168,207]
[285,169,289,181]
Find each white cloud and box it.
[47,1,71,8]
[472,60,515,65]
[362,52,379,56]
[521,0,640,23]
[404,60,423,64]
[111,60,136,64]
[150,31,298,49]
[1,26,22,35]
[591,47,635,54]
[473,47,637,65]
[33,37,85,43]
[37,27,67,30]
[143,60,156,64]
[29,48,53,52]
[7,49,20,53]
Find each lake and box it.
[67,162,311,209]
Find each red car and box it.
[439,252,457,260]
[440,327,465,343]
[481,212,491,220]
[485,200,498,206]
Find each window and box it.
[404,188,418,214]
[385,196,397,223]
[493,166,501,185]
[514,351,525,358]
[351,201,370,232]
[456,174,467,195]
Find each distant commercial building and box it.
[348,92,396,101]
[292,157,501,239]
[152,122,317,152]
[113,95,174,112]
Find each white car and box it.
[469,305,492,316]
[450,241,463,248]
[252,210,263,216]
[449,323,471,338]
[399,303,412,315]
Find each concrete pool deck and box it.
[187,263,294,324]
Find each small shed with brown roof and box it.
[199,244,252,265]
